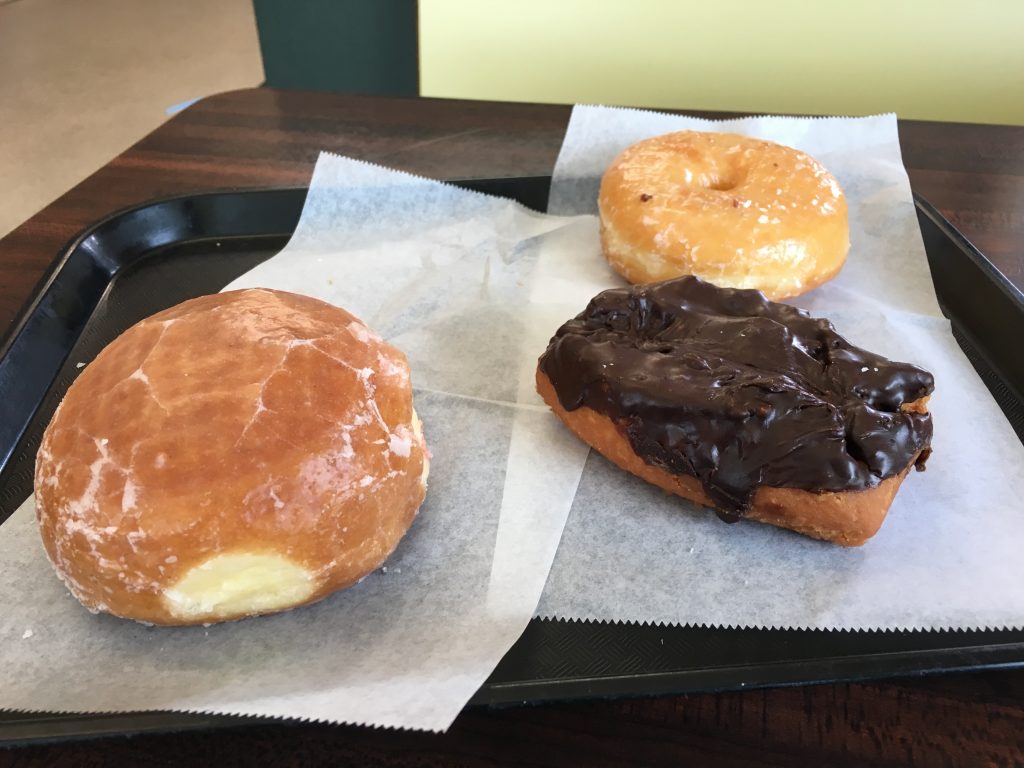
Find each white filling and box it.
[162,552,317,621]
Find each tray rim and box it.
[0,186,311,360]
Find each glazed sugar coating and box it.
[598,131,850,299]
[34,288,428,625]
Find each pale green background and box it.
[420,0,1024,125]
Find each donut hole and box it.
[698,158,745,192]
[704,164,747,192]
[706,174,739,192]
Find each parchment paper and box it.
[536,106,1024,629]
[0,155,596,732]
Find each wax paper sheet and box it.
[536,106,1024,630]
[0,155,599,731]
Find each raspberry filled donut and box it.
[598,131,849,299]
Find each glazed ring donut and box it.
[598,131,850,300]
[34,288,429,626]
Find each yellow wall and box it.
[419,0,1024,125]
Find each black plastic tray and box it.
[2,177,1024,746]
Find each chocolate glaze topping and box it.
[539,277,934,521]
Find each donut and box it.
[598,131,850,300]
[537,277,933,546]
[34,289,429,625]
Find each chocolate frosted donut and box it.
[537,277,933,545]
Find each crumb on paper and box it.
[327,278,334,285]
[22,629,33,639]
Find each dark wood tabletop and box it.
[2,88,1024,767]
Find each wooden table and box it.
[3,89,1024,767]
